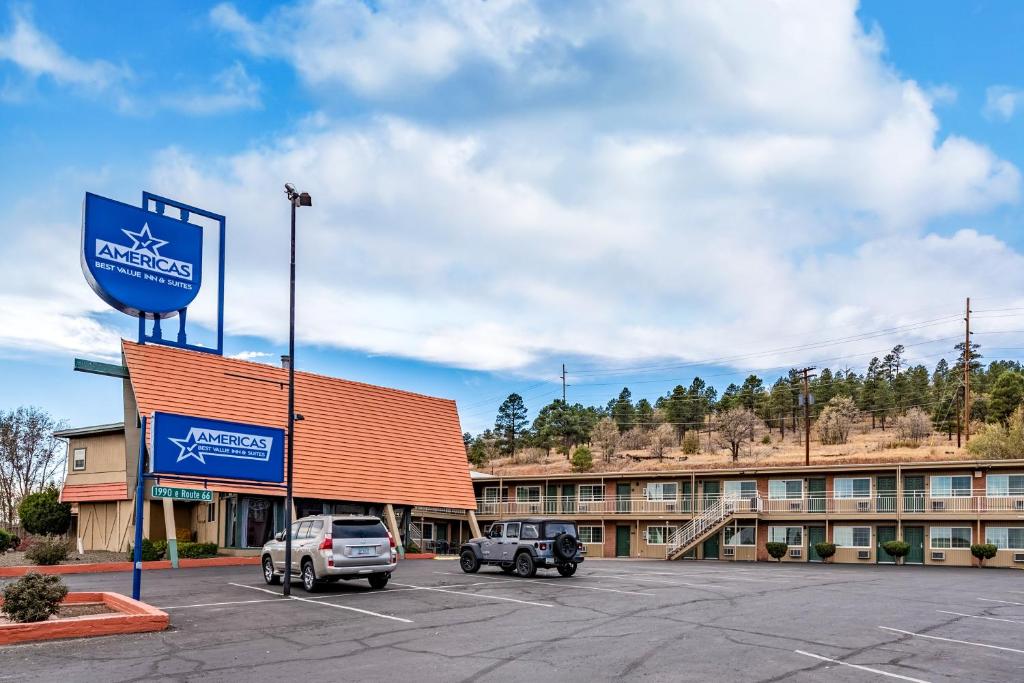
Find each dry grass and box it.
[481,420,974,476]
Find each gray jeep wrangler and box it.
[460,518,584,578]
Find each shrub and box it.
[570,446,594,472]
[765,541,787,562]
[0,529,15,553]
[405,542,421,554]
[18,487,72,536]
[126,538,163,562]
[970,543,998,566]
[681,432,701,454]
[1,572,68,623]
[895,408,932,442]
[25,536,69,566]
[881,540,909,564]
[816,397,859,445]
[813,542,837,562]
[178,542,218,559]
[761,434,772,445]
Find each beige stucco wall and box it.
[64,432,127,486]
[76,501,134,552]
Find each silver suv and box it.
[261,515,398,591]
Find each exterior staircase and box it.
[665,494,739,560]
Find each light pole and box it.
[282,183,311,596]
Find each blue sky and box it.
[1,0,1023,435]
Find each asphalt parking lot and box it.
[3,559,1024,682]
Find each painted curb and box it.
[0,556,260,578]
[0,592,169,645]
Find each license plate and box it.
[353,546,373,556]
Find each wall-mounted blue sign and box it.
[82,193,204,317]
[151,412,284,483]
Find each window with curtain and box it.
[646,526,676,545]
[579,526,604,544]
[724,526,755,546]
[985,527,1024,549]
[930,527,972,548]
[768,526,802,545]
[833,526,871,547]
[516,486,541,502]
[579,485,604,501]
[768,480,803,499]
[645,482,678,501]
[930,476,972,497]
[986,475,1024,497]
[724,481,757,498]
[834,477,871,499]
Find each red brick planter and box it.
[0,556,260,578]
[0,592,169,645]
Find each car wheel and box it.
[515,552,536,578]
[368,573,389,590]
[301,560,319,592]
[263,556,281,585]
[557,562,577,577]
[500,563,515,574]
[460,549,481,573]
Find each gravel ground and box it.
[0,550,125,568]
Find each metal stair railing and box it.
[666,493,739,559]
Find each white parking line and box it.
[794,650,931,682]
[978,598,1024,607]
[588,573,722,589]
[228,583,413,623]
[596,570,788,584]
[878,626,1024,654]
[390,582,553,607]
[434,572,655,596]
[160,598,284,610]
[938,610,1024,625]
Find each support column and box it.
[162,498,179,568]
[467,510,482,539]
[383,504,404,559]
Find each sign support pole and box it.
[132,416,147,601]
[162,498,179,569]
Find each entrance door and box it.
[546,484,558,514]
[904,476,924,513]
[877,525,897,564]
[703,480,720,510]
[681,481,692,512]
[903,526,925,565]
[562,485,576,514]
[877,476,896,513]
[808,478,826,513]
[617,483,631,513]
[807,526,826,561]
[615,525,631,557]
[702,533,720,560]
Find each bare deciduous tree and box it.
[592,417,620,463]
[620,426,650,451]
[895,407,932,442]
[0,407,67,529]
[715,408,758,462]
[649,424,675,460]
[816,396,859,445]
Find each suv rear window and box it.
[333,520,388,539]
[543,522,577,538]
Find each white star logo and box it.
[122,223,168,256]
[168,431,205,464]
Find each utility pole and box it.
[799,367,816,466]
[964,297,971,444]
[561,364,567,403]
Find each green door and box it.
[562,485,576,514]
[807,526,826,561]
[617,483,631,513]
[904,476,924,513]
[808,478,826,513]
[702,532,720,559]
[545,484,557,514]
[877,525,897,564]
[681,481,692,512]
[903,526,925,564]
[703,480,720,510]
[877,476,896,513]
[615,525,631,557]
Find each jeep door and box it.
[502,522,521,562]
[480,523,503,561]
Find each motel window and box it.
[930,527,972,549]
[72,448,86,471]
[578,526,603,544]
[724,526,755,546]
[834,478,871,499]
[483,487,500,502]
[724,481,757,499]
[645,482,677,501]
[206,503,215,523]
[833,526,871,548]
[930,475,972,497]
[768,480,803,500]
[421,522,434,541]
[768,526,802,546]
[579,485,604,502]
[985,527,1024,550]
[646,525,676,545]
[516,486,541,502]
[986,475,1024,497]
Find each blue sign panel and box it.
[81,192,204,317]
[151,412,284,483]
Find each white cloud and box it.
[229,350,275,362]
[0,6,129,93]
[984,85,1024,122]
[162,62,261,116]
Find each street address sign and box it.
[151,485,213,502]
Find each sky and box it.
[1,0,1023,436]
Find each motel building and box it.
[469,461,1024,567]
[58,340,480,555]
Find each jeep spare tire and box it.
[553,532,577,561]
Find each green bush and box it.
[681,432,700,454]
[881,540,909,564]
[17,487,72,536]
[405,542,421,554]
[126,538,163,562]
[1,572,68,623]
[761,434,772,445]
[970,543,998,566]
[178,542,218,559]
[813,542,837,562]
[24,536,69,566]
[152,539,167,557]
[0,529,15,553]
[765,541,788,561]
[570,446,594,472]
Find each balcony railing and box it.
[475,493,1024,517]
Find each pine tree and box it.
[495,393,528,459]
[610,388,635,433]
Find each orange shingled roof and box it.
[122,340,476,509]
[61,482,129,503]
